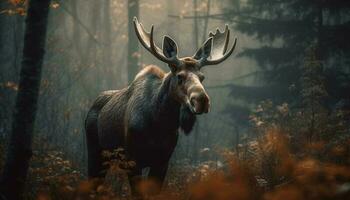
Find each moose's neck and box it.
[155,73,196,134]
[155,74,181,123]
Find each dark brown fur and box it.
[85,65,197,193]
[88,18,235,195]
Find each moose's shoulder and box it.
[134,65,166,80]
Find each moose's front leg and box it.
[148,162,169,194]
[128,166,143,198]
[125,127,148,198]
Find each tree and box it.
[103,0,113,87]
[0,0,51,199]
[221,0,350,131]
[300,46,328,142]
[225,0,350,100]
[127,0,139,83]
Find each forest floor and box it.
[1,131,350,200]
[20,147,218,200]
[0,140,211,200]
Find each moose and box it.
[85,17,237,195]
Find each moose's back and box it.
[97,71,164,150]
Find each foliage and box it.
[0,0,60,15]
[300,46,329,142]
[2,123,349,200]
[1,0,26,16]
[25,150,83,200]
[222,0,350,112]
[1,117,349,200]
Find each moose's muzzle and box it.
[190,92,210,114]
[186,75,210,114]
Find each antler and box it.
[133,17,181,67]
[193,25,237,67]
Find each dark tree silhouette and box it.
[226,0,350,98]
[223,0,350,126]
[0,0,51,199]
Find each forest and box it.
[0,0,350,199]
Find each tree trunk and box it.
[167,0,177,36]
[103,0,112,87]
[0,1,7,47]
[202,0,210,42]
[0,0,51,199]
[13,15,25,77]
[127,0,139,83]
[193,0,199,48]
[316,4,324,61]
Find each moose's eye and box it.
[177,74,185,85]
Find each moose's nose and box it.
[190,92,210,114]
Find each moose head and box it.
[134,17,237,115]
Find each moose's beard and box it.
[179,105,196,135]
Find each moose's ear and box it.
[163,36,178,58]
[193,37,213,60]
